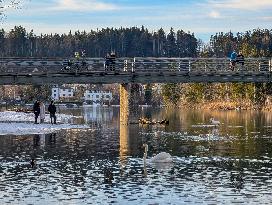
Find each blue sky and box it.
[1,0,272,41]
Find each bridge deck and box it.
[0,57,271,84]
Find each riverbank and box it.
[0,111,89,135]
[178,100,266,111]
[0,111,82,123]
[0,122,90,135]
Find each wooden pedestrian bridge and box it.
[0,57,271,85]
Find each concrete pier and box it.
[119,83,141,124]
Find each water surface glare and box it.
[1,107,272,204]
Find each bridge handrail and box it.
[133,57,272,60]
[1,58,270,64]
[0,57,271,74]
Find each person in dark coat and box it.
[33,100,40,124]
[236,52,245,66]
[48,100,57,124]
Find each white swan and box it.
[210,118,220,126]
[143,144,172,163]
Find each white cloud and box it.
[52,0,118,12]
[208,11,221,18]
[260,16,272,21]
[209,0,272,10]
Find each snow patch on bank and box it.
[0,122,90,136]
[0,111,80,123]
[0,111,89,135]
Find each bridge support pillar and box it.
[119,124,140,165]
[120,83,141,125]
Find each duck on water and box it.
[138,118,169,125]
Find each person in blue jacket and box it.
[229,50,237,71]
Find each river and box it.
[1,107,272,204]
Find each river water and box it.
[1,107,272,204]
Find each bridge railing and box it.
[0,58,130,73]
[0,57,271,74]
[132,57,272,72]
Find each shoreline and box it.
[0,111,90,135]
[175,101,272,111]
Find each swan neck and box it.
[144,146,148,156]
[143,145,148,162]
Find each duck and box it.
[139,117,152,124]
[143,144,172,164]
[30,159,36,168]
[210,118,220,126]
[159,119,169,125]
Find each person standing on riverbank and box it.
[48,100,57,124]
[33,100,40,124]
[40,102,45,123]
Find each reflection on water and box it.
[1,107,272,204]
[83,107,114,124]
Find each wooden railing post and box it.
[269,58,272,72]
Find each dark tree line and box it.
[206,29,272,57]
[0,26,198,57]
[3,26,271,59]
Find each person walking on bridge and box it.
[236,51,245,70]
[48,100,57,124]
[229,50,237,71]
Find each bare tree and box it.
[0,0,27,19]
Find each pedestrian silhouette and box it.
[33,100,40,124]
[48,100,57,124]
[229,50,237,71]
